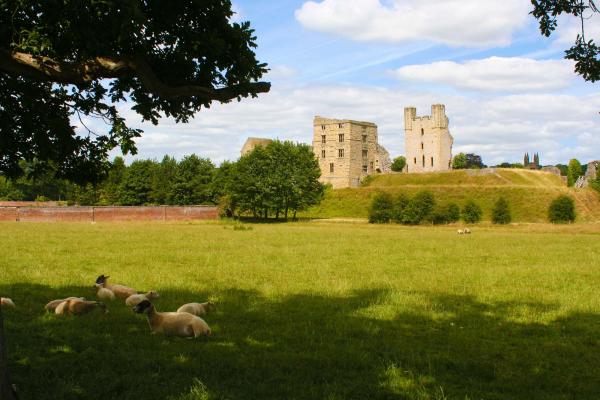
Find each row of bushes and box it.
[368,191,484,225]
[369,191,576,225]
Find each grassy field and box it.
[1,221,600,400]
[302,169,600,222]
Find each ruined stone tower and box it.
[313,116,391,189]
[404,104,454,173]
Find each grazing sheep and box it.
[96,286,116,301]
[133,300,211,338]
[176,301,216,317]
[95,275,137,299]
[45,297,85,312]
[125,291,159,307]
[55,299,107,316]
[1,297,15,309]
[464,228,472,234]
[457,229,465,235]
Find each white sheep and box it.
[1,297,15,309]
[133,300,211,338]
[96,286,116,301]
[125,291,159,307]
[55,299,108,316]
[95,275,137,299]
[45,297,85,312]
[176,301,216,317]
[457,229,465,235]
[464,228,472,234]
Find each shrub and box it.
[401,190,435,225]
[430,206,450,225]
[492,197,512,224]
[368,193,393,223]
[391,193,410,223]
[400,201,422,225]
[391,156,406,172]
[548,195,576,223]
[447,203,461,223]
[462,200,482,224]
[217,195,235,218]
[429,203,460,225]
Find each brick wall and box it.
[0,206,218,222]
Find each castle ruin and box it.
[404,105,453,173]
[312,116,391,189]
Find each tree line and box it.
[0,141,325,219]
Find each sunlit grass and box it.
[1,221,600,399]
[302,169,600,222]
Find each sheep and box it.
[95,275,137,299]
[96,286,116,301]
[45,297,85,312]
[176,301,216,317]
[125,291,159,307]
[457,229,465,235]
[133,300,211,338]
[1,297,15,309]
[464,228,472,234]
[55,298,107,316]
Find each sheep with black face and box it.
[133,300,211,338]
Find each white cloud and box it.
[295,0,530,47]
[266,65,300,81]
[94,84,600,167]
[554,13,600,45]
[392,57,576,92]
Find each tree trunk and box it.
[0,307,17,400]
[293,210,297,221]
[285,206,289,220]
[275,209,280,220]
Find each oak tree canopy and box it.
[0,0,270,183]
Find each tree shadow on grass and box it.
[1,283,600,400]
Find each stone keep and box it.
[404,104,453,173]
[312,116,391,189]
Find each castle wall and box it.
[312,117,387,189]
[404,105,453,173]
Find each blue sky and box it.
[98,0,600,166]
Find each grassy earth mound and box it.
[303,169,600,222]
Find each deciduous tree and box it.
[531,0,599,82]
[0,1,269,183]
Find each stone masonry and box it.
[404,104,453,173]
[312,116,391,189]
[241,137,273,156]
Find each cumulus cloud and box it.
[93,84,600,167]
[392,57,576,92]
[295,0,530,47]
[554,13,600,45]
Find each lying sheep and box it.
[95,275,137,299]
[55,299,107,316]
[177,301,216,317]
[125,291,159,307]
[45,297,85,312]
[96,286,116,301]
[133,300,211,338]
[1,297,15,309]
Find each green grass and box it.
[2,221,600,400]
[303,169,600,222]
